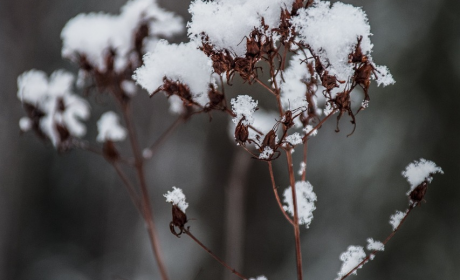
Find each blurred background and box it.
[1,0,459,279]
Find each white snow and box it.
[280,54,311,110]
[303,125,318,137]
[291,1,395,87]
[366,238,384,251]
[259,147,274,160]
[19,117,33,132]
[168,95,186,115]
[298,161,307,176]
[402,158,443,194]
[336,246,366,280]
[17,69,90,146]
[283,181,317,228]
[188,0,296,57]
[134,40,215,107]
[96,111,127,142]
[374,65,395,87]
[249,276,268,280]
[231,95,258,126]
[121,80,138,96]
[164,186,189,212]
[389,210,405,231]
[61,0,183,72]
[285,132,303,146]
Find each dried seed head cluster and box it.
[17,70,89,151]
[17,1,444,280]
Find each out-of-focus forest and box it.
[1,0,459,279]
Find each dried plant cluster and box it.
[16,0,443,280]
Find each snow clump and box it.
[164,186,189,213]
[283,181,317,228]
[96,111,127,142]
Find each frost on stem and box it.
[96,111,127,142]
[298,161,307,176]
[389,210,405,231]
[285,132,303,146]
[366,238,384,252]
[303,125,318,137]
[61,0,183,73]
[17,69,90,149]
[283,181,317,228]
[259,147,274,160]
[336,246,366,280]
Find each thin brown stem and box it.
[268,54,284,116]
[254,78,277,96]
[111,161,142,214]
[144,116,184,159]
[286,150,303,280]
[121,102,169,280]
[302,109,338,142]
[184,228,248,280]
[340,204,416,280]
[72,139,104,157]
[268,161,295,226]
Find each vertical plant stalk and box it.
[224,149,251,280]
[286,151,303,280]
[184,228,248,280]
[268,161,295,226]
[111,161,142,213]
[121,103,169,280]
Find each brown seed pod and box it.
[321,71,345,92]
[282,110,295,129]
[234,118,249,144]
[260,130,277,152]
[348,36,368,64]
[409,181,428,204]
[169,205,188,237]
[102,140,119,162]
[353,61,379,110]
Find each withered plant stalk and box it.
[184,228,248,280]
[286,150,304,280]
[268,161,294,225]
[120,101,170,280]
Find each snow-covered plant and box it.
[17,69,89,150]
[16,0,444,280]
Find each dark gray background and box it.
[1,0,459,279]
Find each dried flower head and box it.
[402,159,443,203]
[17,69,90,149]
[164,187,189,237]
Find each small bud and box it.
[234,118,249,143]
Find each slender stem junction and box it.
[184,228,248,280]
